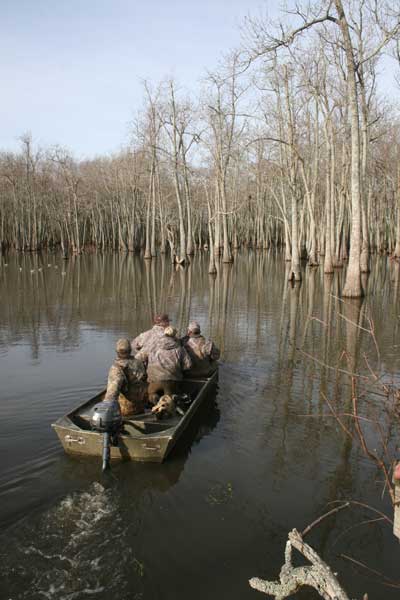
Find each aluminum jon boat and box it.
[52,371,218,463]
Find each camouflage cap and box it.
[154,313,170,325]
[164,326,177,337]
[116,338,131,355]
[188,321,201,333]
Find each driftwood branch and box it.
[249,528,365,600]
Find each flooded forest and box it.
[2,2,400,600]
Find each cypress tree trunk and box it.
[335,0,363,297]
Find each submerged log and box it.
[249,528,365,600]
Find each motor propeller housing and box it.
[90,400,122,472]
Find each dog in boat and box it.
[151,394,176,419]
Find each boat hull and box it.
[52,371,217,463]
[52,424,173,462]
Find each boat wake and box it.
[0,482,144,600]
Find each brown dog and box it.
[151,395,176,419]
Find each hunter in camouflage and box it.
[182,321,220,378]
[131,313,170,355]
[104,338,147,416]
[136,326,192,404]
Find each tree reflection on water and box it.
[1,251,400,599]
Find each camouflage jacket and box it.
[132,325,165,355]
[104,356,147,404]
[183,334,220,378]
[136,335,192,382]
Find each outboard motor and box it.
[90,400,122,472]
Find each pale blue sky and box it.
[1,0,278,157]
[1,0,398,158]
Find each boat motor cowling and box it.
[91,399,122,432]
[90,400,122,472]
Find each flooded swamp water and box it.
[0,251,400,600]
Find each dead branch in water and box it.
[351,376,395,504]
[249,504,362,600]
[301,502,350,536]
[249,528,365,600]
[329,500,393,526]
[340,554,400,590]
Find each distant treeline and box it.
[1,1,400,299]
